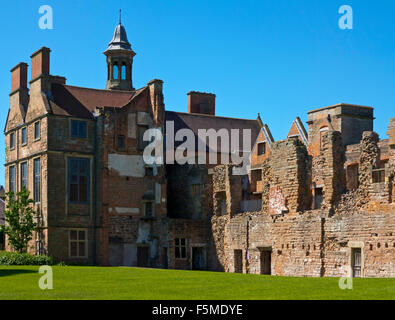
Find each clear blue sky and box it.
[1,0,394,186]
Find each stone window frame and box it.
[21,126,27,146]
[68,229,88,259]
[33,120,41,141]
[33,157,41,204]
[9,165,16,193]
[9,132,15,150]
[67,157,91,205]
[20,161,28,191]
[174,238,188,260]
[372,166,386,184]
[257,142,266,156]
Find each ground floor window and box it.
[69,229,88,258]
[175,238,187,259]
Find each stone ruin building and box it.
[3,21,394,277]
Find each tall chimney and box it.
[30,47,50,80]
[187,91,216,116]
[10,62,29,108]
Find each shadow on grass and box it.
[0,269,36,277]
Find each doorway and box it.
[234,249,243,273]
[260,249,272,275]
[192,247,205,270]
[351,248,362,278]
[162,247,168,269]
[137,246,149,268]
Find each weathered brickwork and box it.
[3,23,394,277]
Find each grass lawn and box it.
[0,266,394,300]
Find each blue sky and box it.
[0,0,394,186]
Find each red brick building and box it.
[3,21,394,277]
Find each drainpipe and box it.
[92,115,98,265]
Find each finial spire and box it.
[119,9,122,24]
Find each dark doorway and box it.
[137,246,149,268]
[314,188,323,209]
[234,249,243,273]
[351,248,362,278]
[162,247,168,269]
[192,247,205,270]
[260,249,272,275]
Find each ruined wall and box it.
[269,137,311,214]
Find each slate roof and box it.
[48,83,146,119]
[165,111,262,153]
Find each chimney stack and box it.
[10,62,29,109]
[11,63,28,93]
[30,47,50,81]
[187,91,216,116]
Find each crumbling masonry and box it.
[3,21,394,277]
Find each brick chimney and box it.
[10,62,29,108]
[187,91,216,115]
[388,118,395,147]
[31,47,50,80]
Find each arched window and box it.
[121,64,127,80]
[113,64,119,80]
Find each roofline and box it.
[165,110,259,122]
[62,83,142,94]
[308,103,374,114]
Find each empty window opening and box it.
[257,142,266,156]
[234,249,243,273]
[117,135,126,150]
[314,187,323,209]
[113,64,119,80]
[121,64,127,80]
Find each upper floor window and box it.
[21,127,27,145]
[34,121,40,140]
[9,166,15,193]
[71,120,87,139]
[121,64,127,80]
[68,158,90,204]
[257,142,266,155]
[34,158,41,203]
[113,64,119,80]
[10,132,15,149]
[21,162,28,190]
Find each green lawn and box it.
[0,266,394,300]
